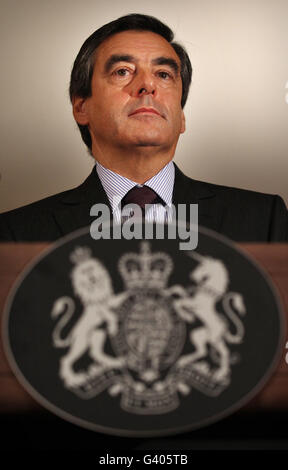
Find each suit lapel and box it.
[52,164,225,237]
[172,163,225,233]
[52,166,112,237]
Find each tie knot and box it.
[121,186,160,210]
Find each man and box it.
[0,13,287,242]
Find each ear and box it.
[180,110,186,134]
[72,96,90,125]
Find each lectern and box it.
[1,242,288,449]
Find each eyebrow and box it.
[104,55,135,73]
[104,54,180,75]
[151,57,180,75]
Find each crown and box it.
[70,246,92,265]
[118,241,173,290]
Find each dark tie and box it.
[121,186,163,219]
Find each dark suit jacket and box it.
[0,164,287,242]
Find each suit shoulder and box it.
[175,165,280,205]
[188,176,282,205]
[186,177,288,241]
[0,173,94,241]
[0,168,100,241]
[0,187,77,219]
[0,190,69,241]
[0,168,96,220]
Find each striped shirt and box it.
[96,161,175,223]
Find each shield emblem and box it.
[2,226,285,437]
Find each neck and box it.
[92,145,176,184]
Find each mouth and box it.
[129,107,162,117]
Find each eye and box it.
[116,68,128,76]
[157,70,173,80]
[112,67,133,78]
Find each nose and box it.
[129,69,156,97]
[139,87,154,96]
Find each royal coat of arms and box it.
[51,242,246,414]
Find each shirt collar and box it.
[96,161,175,213]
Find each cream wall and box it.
[0,0,287,212]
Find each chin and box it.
[132,131,168,147]
[134,140,163,147]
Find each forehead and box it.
[94,30,180,67]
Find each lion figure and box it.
[51,254,127,388]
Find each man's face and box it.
[73,30,185,157]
